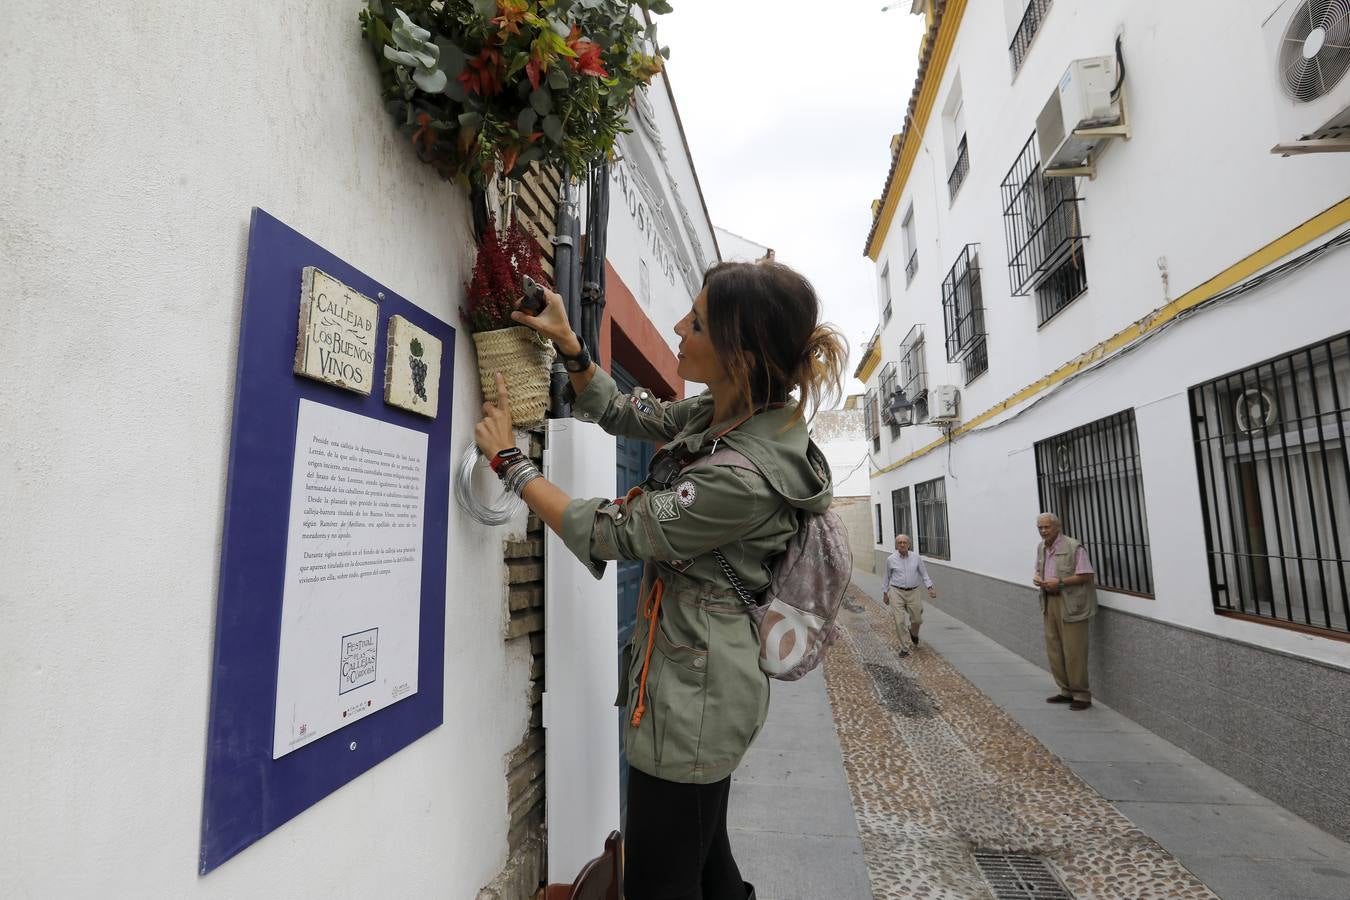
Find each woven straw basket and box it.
[472,326,555,427]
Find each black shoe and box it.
[744,882,757,900]
[911,633,919,646]
[1069,699,1093,711]
[1046,694,1073,704]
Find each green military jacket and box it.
[560,367,834,784]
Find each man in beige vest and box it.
[1032,513,1098,710]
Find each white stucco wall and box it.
[714,226,772,263]
[863,0,1350,667]
[811,407,870,498]
[1,3,537,896]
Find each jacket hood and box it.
[678,398,834,514]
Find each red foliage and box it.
[463,215,551,333]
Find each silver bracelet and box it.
[511,470,541,497]
[504,460,542,496]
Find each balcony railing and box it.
[1009,0,1052,74]
[904,249,919,285]
[947,135,970,202]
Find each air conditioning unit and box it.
[930,384,960,423]
[1036,56,1124,174]
[1262,0,1350,153]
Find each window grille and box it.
[902,209,919,285]
[892,486,912,542]
[1035,250,1089,326]
[963,336,989,385]
[901,325,930,424]
[942,244,986,363]
[1035,409,1153,596]
[1001,133,1087,300]
[879,362,903,437]
[916,477,950,559]
[948,134,970,201]
[1190,333,1350,635]
[865,388,881,452]
[881,263,893,324]
[1009,0,1053,74]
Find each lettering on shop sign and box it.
[294,267,379,395]
[611,161,682,289]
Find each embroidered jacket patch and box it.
[650,491,681,522]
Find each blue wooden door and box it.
[611,362,654,822]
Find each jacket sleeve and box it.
[559,464,764,579]
[572,365,702,444]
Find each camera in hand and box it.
[520,274,547,315]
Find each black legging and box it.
[623,768,746,900]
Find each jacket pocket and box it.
[650,624,708,769]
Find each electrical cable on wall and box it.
[455,442,524,525]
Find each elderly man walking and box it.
[883,534,936,657]
[1033,513,1098,710]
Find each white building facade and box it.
[859,0,1350,840]
[1,5,715,898]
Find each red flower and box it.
[565,25,608,78]
[465,215,552,332]
[492,0,528,35]
[458,47,505,96]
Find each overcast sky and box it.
[655,1,926,398]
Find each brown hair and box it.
[701,260,848,426]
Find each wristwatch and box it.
[555,334,592,373]
[489,446,523,473]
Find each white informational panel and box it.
[272,399,429,758]
[544,418,620,884]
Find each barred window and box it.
[901,325,930,424]
[1190,334,1350,635]
[1009,0,1053,74]
[1000,133,1087,312]
[881,263,893,324]
[942,244,988,385]
[892,486,912,542]
[915,477,950,560]
[864,387,880,453]
[1035,409,1153,596]
[880,362,902,438]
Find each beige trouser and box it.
[887,586,923,638]
[1043,592,1090,701]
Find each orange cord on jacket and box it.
[630,577,665,728]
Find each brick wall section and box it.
[479,432,548,900]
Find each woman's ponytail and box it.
[791,324,848,427]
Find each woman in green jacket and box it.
[475,260,846,900]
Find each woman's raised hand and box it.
[512,286,578,353]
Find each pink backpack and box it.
[689,449,854,681]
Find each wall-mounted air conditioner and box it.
[1036,56,1127,176]
[1263,0,1350,154]
[930,384,960,423]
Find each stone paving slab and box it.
[730,668,872,900]
[830,578,1217,899]
[849,566,1350,899]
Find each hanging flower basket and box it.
[359,0,672,186]
[462,215,555,426]
[472,326,554,427]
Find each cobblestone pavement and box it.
[825,585,1218,900]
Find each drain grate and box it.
[972,852,1072,900]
